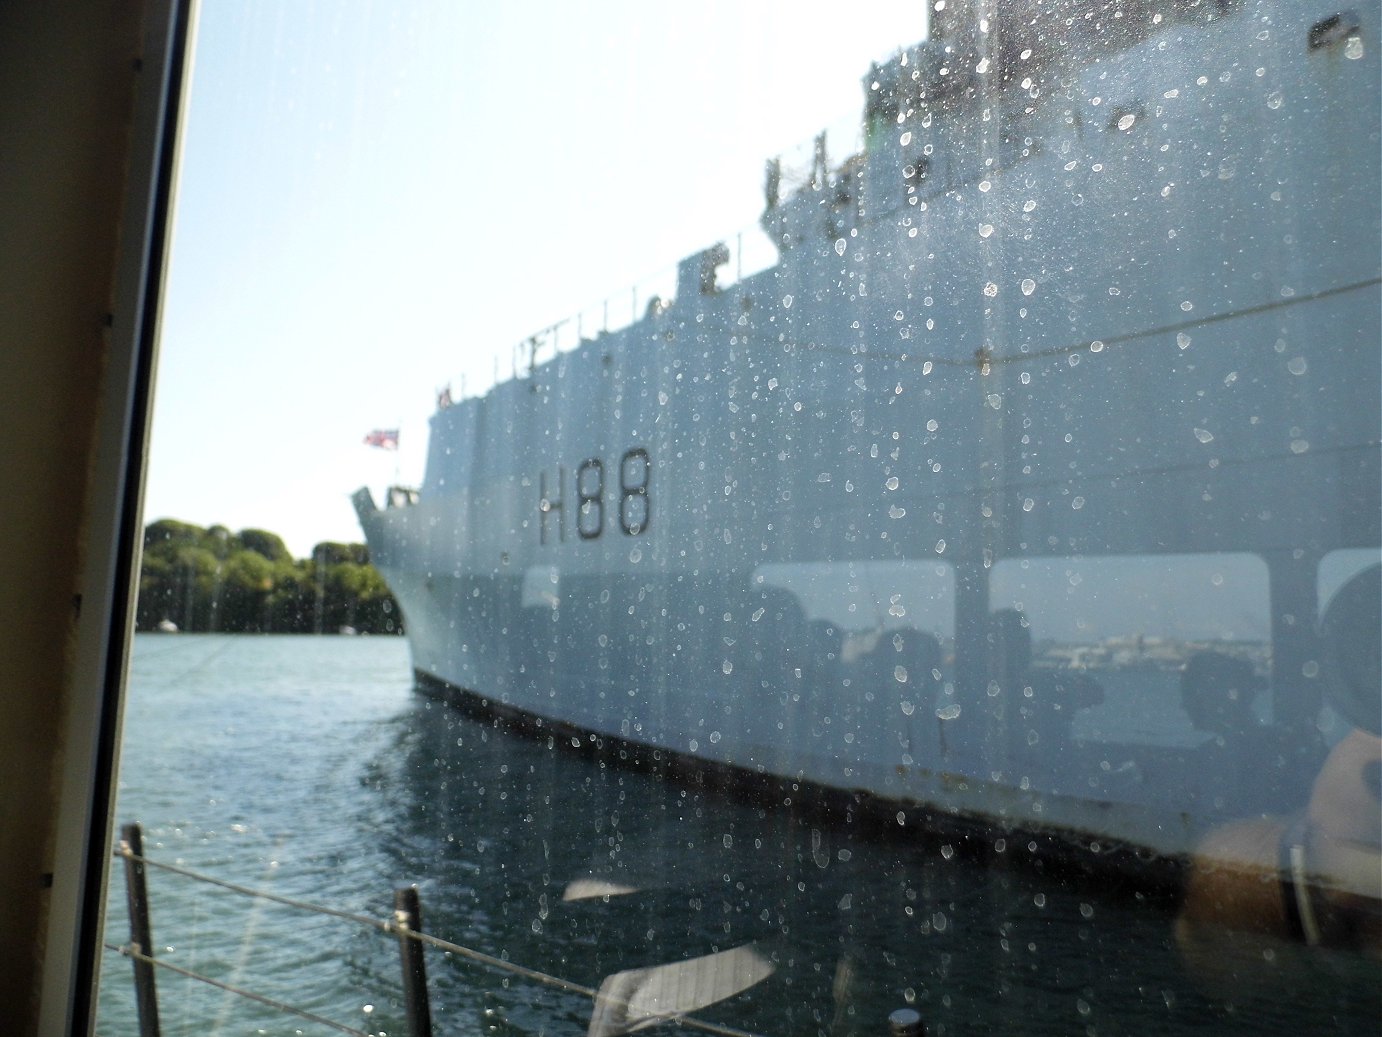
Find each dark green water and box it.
[97,635,1378,1036]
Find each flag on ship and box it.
[363,428,399,450]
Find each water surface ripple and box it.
[97,635,1378,1035]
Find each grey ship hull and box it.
[357,0,1381,870]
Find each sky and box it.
[143,1,928,558]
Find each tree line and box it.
[136,519,402,634]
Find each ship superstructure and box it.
[358,0,1381,875]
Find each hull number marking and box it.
[540,448,650,544]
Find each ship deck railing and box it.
[446,113,865,404]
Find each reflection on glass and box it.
[105,0,1379,1033]
[982,554,1325,817]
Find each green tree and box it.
[135,518,401,634]
[219,549,276,631]
[239,528,292,563]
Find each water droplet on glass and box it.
[901,700,915,715]
[983,282,998,297]
[1194,428,1214,444]
[889,505,907,519]
[1287,356,1307,375]
[1266,89,1283,110]
[782,294,793,309]
[978,180,992,192]
[899,130,912,145]
[722,660,733,675]
[1290,439,1309,454]
[658,390,669,405]
[1302,660,1319,678]
[1177,332,1191,349]
[886,476,899,490]
[1023,199,1036,213]
[1180,300,1194,312]
[1080,902,1095,919]
[979,223,994,238]
[710,730,722,744]
[835,238,847,256]
[1020,278,1036,296]
[1118,113,1136,130]
[936,703,962,720]
[1022,498,1035,512]
[1346,34,1364,59]
[1077,998,1091,1016]
[894,310,905,321]
[1033,892,1046,907]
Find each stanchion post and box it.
[394,886,434,1037]
[888,1006,924,1036]
[120,822,162,1037]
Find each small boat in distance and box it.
[357,0,1380,885]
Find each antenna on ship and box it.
[811,131,829,189]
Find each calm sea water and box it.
[96,635,1376,1036]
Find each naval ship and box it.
[357,0,1380,882]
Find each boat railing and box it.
[108,820,782,1037]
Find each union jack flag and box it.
[363,428,399,450]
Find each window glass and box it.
[984,554,1310,817]
[99,2,1380,1034]
[1318,549,1381,614]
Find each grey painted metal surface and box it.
[357,1,1380,870]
